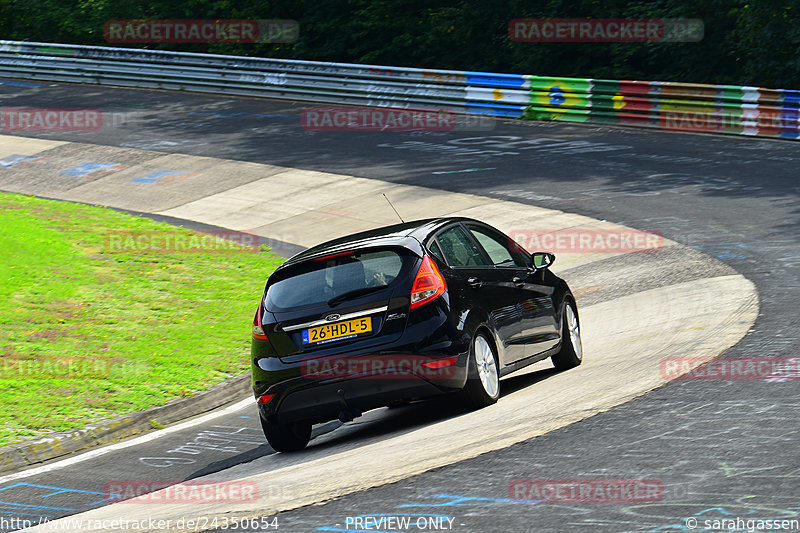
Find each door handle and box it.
[467,277,482,288]
[512,276,525,286]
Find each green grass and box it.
[0,192,283,446]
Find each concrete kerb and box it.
[0,373,250,475]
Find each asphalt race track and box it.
[1,80,798,532]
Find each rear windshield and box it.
[265,248,414,311]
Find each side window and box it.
[468,226,530,268]
[435,226,489,267]
[428,240,446,264]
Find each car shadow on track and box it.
[499,364,561,397]
[203,362,567,476]
[182,420,344,479]
[298,362,563,452]
[185,444,273,479]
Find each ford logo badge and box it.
[325,313,341,322]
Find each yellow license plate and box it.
[302,317,372,345]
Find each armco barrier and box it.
[1,40,798,139]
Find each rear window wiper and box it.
[327,286,388,307]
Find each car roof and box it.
[280,216,479,267]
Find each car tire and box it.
[552,299,583,371]
[460,332,500,408]
[259,416,311,452]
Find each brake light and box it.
[253,305,268,340]
[410,255,446,310]
[252,325,268,340]
[314,250,354,261]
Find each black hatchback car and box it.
[251,217,582,451]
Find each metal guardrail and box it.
[1,40,799,139]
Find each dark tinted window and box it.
[468,226,530,267]
[436,226,489,267]
[265,249,409,310]
[428,240,445,263]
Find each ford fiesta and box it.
[251,217,582,451]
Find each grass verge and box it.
[0,192,283,446]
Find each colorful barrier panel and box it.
[0,40,797,140]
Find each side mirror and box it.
[531,252,555,270]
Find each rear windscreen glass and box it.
[265,249,414,311]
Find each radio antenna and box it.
[383,193,405,223]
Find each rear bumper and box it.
[253,349,469,425]
[268,376,450,425]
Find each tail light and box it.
[410,255,446,310]
[257,394,274,404]
[253,305,268,341]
